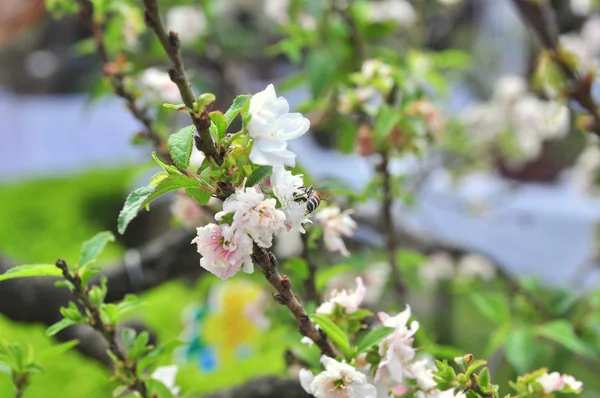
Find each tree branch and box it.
[76,0,164,152]
[251,245,335,357]
[379,151,407,302]
[141,0,221,164]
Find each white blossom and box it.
[300,356,378,398]
[166,6,207,44]
[407,359,437,392]
[537,372,583,393]
[270,165,311,233]
[138,68,181,104]
[369,0,417,27]
[376,306,420,384]
[316,206,357,257]
[247,84,310,167]
[189,145,206,171]
[316,277,367,315]
[216,188,286,248]
[419,252,455,285]
[456,254,496,281]
[571,0,593,16]
[192,223,254,279]
[151,365,181,396]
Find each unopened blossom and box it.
[166,6,207,44]
[300,356,377,398]
[192,223,253,279]
[189,145,206,171]
[217,187,286,248]
[316,206,357,257]
[369,0,417,27]
[138,68,181,104]
[456,254,496,281]
[376,306,420,384]
[151,365,181,396]
[537,372,583,393]
[316,277,367,315]
[247,84,310,167]
[170,191,208,229]
[270,165,311,233]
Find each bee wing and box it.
[317,189,335,201]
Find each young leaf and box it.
[209,111,227,143]
[246,166,273,187]
[0,264,62,282]
[355,327,395,355]
[312,315,351,356]
[535,320,592,357]
[137,340,186,375]
[146,378,175,398]
[224,95,251,126]
[118,185,156,234]
[151,152,181,175]
[471,292,511,325]
[186,187,211,206]
[167,125,195,169]
[37,340,79,361]
[504,328,536,373]
[307,49,337,99]
[46,318,78,337]
[373,105,400,142]
[78,231,115,268]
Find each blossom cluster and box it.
[537,371,583,394]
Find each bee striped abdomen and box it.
[305,191,321,214]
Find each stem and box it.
[511,0,600,137]
[142,0,222,164]
[301,233,320,304]
[251,245,335,357]
[76,0,164,153]
[379,152,407,302]
[55,259,148,398]
[13,374,28,398]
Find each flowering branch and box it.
[512,0,600,137]
[379,151,407,301]
[54,259,148,397]
[75,0,163,152]
[251,245,335,357]
[141,0,221,164]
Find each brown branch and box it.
[379,151,407,301]
[301,233,320,304]
[55,259,148,397]
[512,0,600,137]
[142,0,221,164]
[251,245,335,357]
[76,0,164,153]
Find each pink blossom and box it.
[537,372,583,393]
[316,277,367,315]
[192,223,253,280]
[316,206,357,257]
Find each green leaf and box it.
[484,323,510,357]
[0,264,62,282]
[315,264,354,291]
[471,292,511,325]
[78,231,115,268]
[46,318,78,337]
[312,315,351,356]
[535,320,592,357]
[185,187,211,206]
[117,185,156,234]
[167,125,195,169]
[137,340,186,375]
[373,105,400,142]
[355,327,395,355]
[162,103,187,112]
[209,111,227,143]
[37,340,79,361]
[149,171,169,186]
[505,328,536,373]
[224,95,251,126]
[346,308,373,321]
[146,378,175,398]
[307,49,337,99]
[116,294,142,317]
[246,166,273,187]
[151,152,181,175]
[144,175,200,207]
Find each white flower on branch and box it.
[407,358,437,392]
[316,206,357,257]
[217,187,286,248]
[138,68,181,104]
[271,165,312,233]
[166,6,207,44]
[247,84,310,167]
[192,223,254,280]
[300,356,378,398]
[316,277,367,315]
[134,365,180,396]
[537,372,583,393]
[369,0,417,27]
[376,306,420,384]
[456,254,496,281]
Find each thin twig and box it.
[142,0,221,164]
[55,259,148,397]
[512,0,600,137]
[76,0,164,152]
[379,152,407,302]
[301,233,320,304]
[252,245,335,357]
[13,374,28,398]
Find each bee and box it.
[293,186,334,215]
